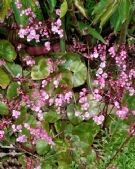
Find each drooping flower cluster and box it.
[85,42,134,120]
[18,7,63,45]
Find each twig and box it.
[53,131,64,138]
[0,152,23,158]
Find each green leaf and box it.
[0,101,9,115]
[0,67,10,89]
[74,0,88,19]
[62,53,87,87]
[31,57,50,80]
[11,1,28,26]
[41,162,52,169]
[61,70,73,88]
[6,62,22,76]
[100,1,118,28]
[0,0,12,21]
[120,0,131,23]
[43,110,61,123]
[93,0,119,28]
[60,0,68,18]
[36,139,50,155]
[87,94,104,117]
[58,161,70,169]
[110,0,131,32]
[72,121,99,144]
[48,0,56,13]
[78,22,106,44]
[7,82,19,101]
[25,114,37,127]
[67,104,82,125]
[123,93,135,110]
[0,40,16,62]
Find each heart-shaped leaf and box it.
[6,62,22,76]
[0,40,16,62]
[36,139,50,155]
[62,53,87,87]
[67,104,82,125]
[7,82,19,101]
[123,93,135,110]
[72,121,100,144]
[31,57,50,80]
[0,101,9,115]
[43,110,61,123]
[0,67,10,89]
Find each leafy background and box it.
[0,0,135,169]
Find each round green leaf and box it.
[62,53,87,87]
[0,67,10,89]
[6,62,22,76]
[67,104,82,125]
[0,40,16,62]
[123,93,135,110]
[43,110,61,123]
[36,139,50,155]
[31,58,50,80]
[0,101,9,115]
[7,82,19,100]
[72,121,100,144]
[61,71,73,88]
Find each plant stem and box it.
[60,18,66,52]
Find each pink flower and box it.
[81,103,89,110]
[0,130,4,140]
[56,9,60,16]
[0,59,5,65]
[18,28,27,38]
[100,62,106,68]
[34,166,41,169]
[44,41,51,51]
[116,107,128,119]
[93,52,99,58]
[56,19,62,27]
[49,98,54,106]
[114,101,120,109]
[12,124,16,132]
[108,46,115,57]
[16,125,22,132]
[65,91,72,103]
[24,123,30,129]
[93,93,102,101]
[12,110,21,119]
[84,112,90,119]
[16,135,27,143]
[42,80,48,87]
[79,96,87,104]
[93,115,105,125]
[15,0,22,9]
[132,110,135,116]
[75,111,81,117]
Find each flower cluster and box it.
[23,55,35,66]
[18,8,63,44]
[83,42,135,120]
